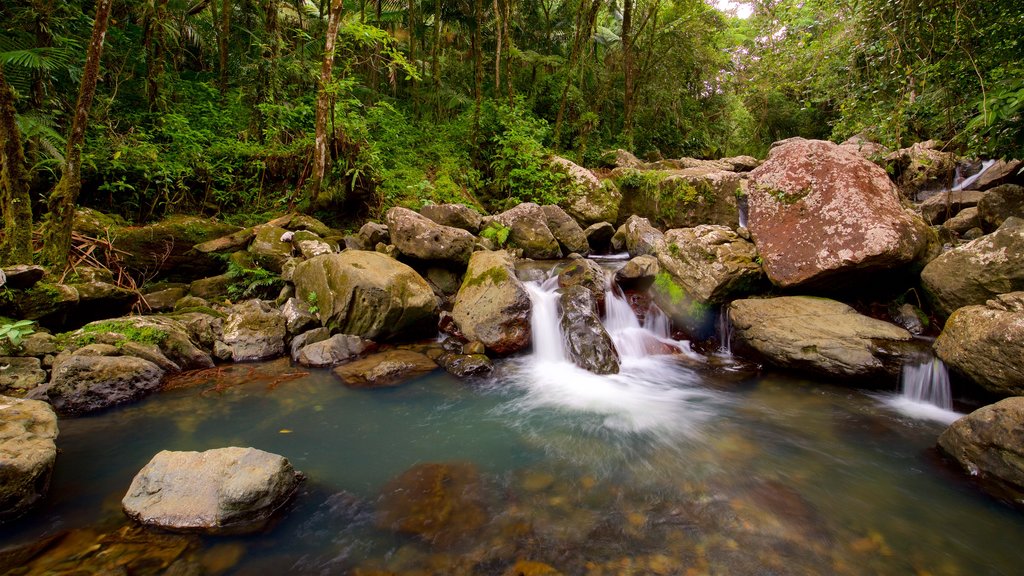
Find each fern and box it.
[226,261,284,300]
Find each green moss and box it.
[460,266,510,290]
[162,306,227,319]
[653,271,687,306]
[72,321,170,348]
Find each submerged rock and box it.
[333,350,437,388]
[296,334,377,368]
[376,462,488,546]
[934,292,1024,397]
[921,217,1024,317]
[438,353,494,378]
[0,397,58,522]
[729,296,913,378]
[938,397,1024,506]
[747,138,932,289]
[122,447,301,534]
[293,251,438,340]
[559,285,619,375]
[452,250,531,355]
[386,206,476,266]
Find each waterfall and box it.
[524,278,567,363]
[900,357,952,410]
[603,280,686,358]
[951,159,997,192]
[717,307,732,355]
[737,195,749,229]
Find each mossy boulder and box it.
[220,300,286,362]
[934,292,1024,397]
[551,156,622,225]
[655,226,764,305]
[293,251,438,340]
[249,226,292,273]
[0,397,58,522]
[614,167,740,229]
[491,203,562,259]
[109,215,239,283]
[452,250,531,355]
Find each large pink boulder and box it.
[747,138,932,288]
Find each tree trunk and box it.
[408,0,418,117]
[493,0,502,93]
[218,0,231,94]
[553,0,600,150]
[0,66,34,265]
[145,0,169,110]
[471,0,484,158]
[622,0,635,148]
[309,0,345,205]
[431,0,442,118]
[40,0,114,269]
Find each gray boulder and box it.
[491,203,562,259]
[281,297,317,336]
[921,217,1024,317]
[616,255,659,284]
[615,167,741,229]
[938,397,1024,506]
[333,350,437,388]
[934,292,1024,397]
[289,327,331,360]
[729,296,913,378]
[918,190,986,225]
[420,204,483,234]
[0,397,58,521]
[451,251,531,355]
[552,156,622,225]
[122,447,301,534]
[560,286,619,375]
[48,353,165,415]
[0,357,47,397]
[293,230,334,259]
[542,205,590,255]
[293,251,438,340]
[358,221,390,248]
[556,256,607,303]
[385,206,475,265]
[249,226,292,273]
[977,184,1024,232]
[886,140,957,197]
[221,300,286,361]
[966,159,1024,191]
[599,149,644,170]
[296,334,377,368]
[654,226,764,305]
[748,138,932,289]
[611,215,664,257]
[584,222,616,252]
[942,207,981,236]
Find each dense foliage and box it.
[0,0,1020,261]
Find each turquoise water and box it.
[3,356,1023,575]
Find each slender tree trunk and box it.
[408,0,418,116]
[622,0,635,148]
[40,0,114,268]
[431,0,442,118]
[493,0,502,93]
[145,0,169,110]
[218,0,231,94]
[503,0,513,105]
[309,0,345,205]
[471,0,484,158]
[553,0,600,150]
[0,66,34,265]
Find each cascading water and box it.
[716,307,733,355]
[951,159,997,192]
[881,353,960,424]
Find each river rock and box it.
[616,255,659,284]
[599,148,644,169]
[556,256,606,302]
[967,159,1024,191]
[942,206,981,236]
[438,353,494,378]
[332,349,437,388]
[938,397,1024,506]
[921,217,1024,317]
[249,226,292,273]
[560,286,619,374]
[721,155,762,172]
[47,353,165,415]
[919,190,986,225]
[285,213,334,237]
[296,334,377,368]
[492,203,562,259]
[293,230,334,259]
[655,226,763,305]
[747,138,932,289]
[281,297,317,336]
[0,397,58,521]
[729,296,914,378]
[615,167,741,229]
[934,292,1024,396]
[886,140,957,197]
[386,206,476,266]
[977,184,1024,232]
[221,300,286,361]
[293,252,438,340]
[142,285,188,312]
[122,447,301,534]
[552,156,622,225]
[189,274,232,299]
[838,135,890,160]
[109,215,239,283]
[612,215,664,257]
[451,250,531,355]
[584,222,616,252]
[1,265,45,289]
[542,205,590,255]
[289,327,330,360]
[0,357,47,397]
[376,462,487,546]
[420,203,484,234]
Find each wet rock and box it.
[376,462,487,546]
[452,250,531,355]
[918,190,986,225]
[934,292,1024,396]
[438,353,494,378]
[293,252,438,340]
[560,285,619,375]
[221,300,286,362]
[615,166,741,229]
[966,159,1024,191]
[47,354,165,415]
[333,350,437,388]
[977,184,1024,233]
[890,303,925,335]
[556,256,606,303]
[122,447,301,534]
[942,206,981,236]
[358,222,390,248]
[552,156,621,225]
[729,296,913,378]
[938,397,1024,506]
[491,203,562,259]
[420,203,484,234]
[0,265,45,289]
[189,274,232,299]
[296,334,377,368]
[0,396,57,521]
[748,138,932,289]
[281,297,317,336]
[289,327,331,360]
[249,226,292,273]
[0,357,47,397]
[386,206,476,266]
[542,204,590,255]
[885,140,957,197]
[963,227,985,240]
[921,217,1024,317]
[142,285,188,312]
[584,222,616,252]
[611,215,664,257]
[654,225,764,305]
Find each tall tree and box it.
[309,0,345,204]
[39,0,114,268]
[0,65,34,265]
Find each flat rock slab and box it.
[122,447,301,534]
[333,350,438,388]
[0,396,58,521]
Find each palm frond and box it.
[16,112,67,163]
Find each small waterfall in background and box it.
[524,277,567,363]
[881,351,960,424]
[716,307,733,355]
[951,159,997,192]
[737,195,749,229]
[603,280,683,358]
